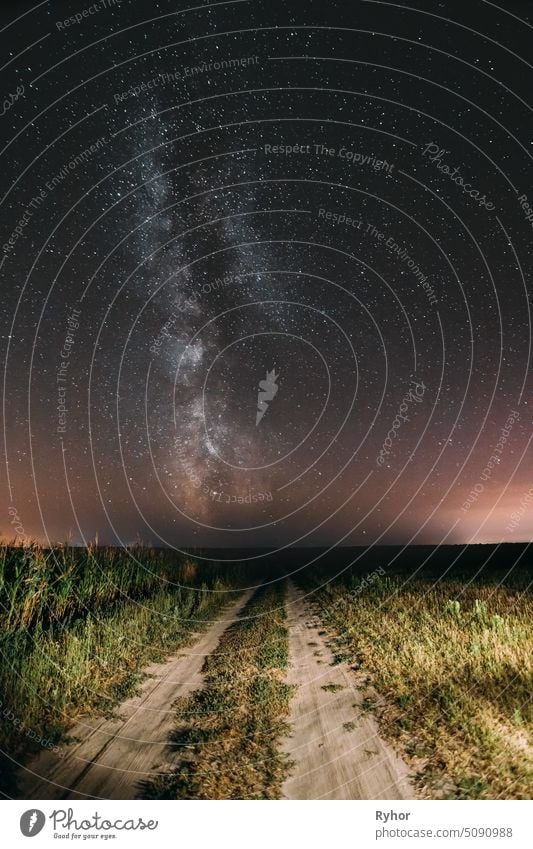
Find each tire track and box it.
[18,589,253,800]
[281,581,414,800]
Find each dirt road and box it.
[18,581,414,800]
[18,590,253,800]
[281,582,414,800]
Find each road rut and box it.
[281,582,414,800]
[19,590,253,799]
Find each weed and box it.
[145,583,293,800]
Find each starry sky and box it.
[0,0,532,549]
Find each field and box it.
[0,542,243,796]
[1,543,532,800]
[301,565,533,799]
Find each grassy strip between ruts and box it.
[303,573,533,800]
[145,581,293,799]
[0,544,242,796]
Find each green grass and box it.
[146,582,293,799]
[0,543,241,795]
[304,572,533,799]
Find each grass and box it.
[305,571,533,799]
[0,542,242,796]
[145,582,293,799]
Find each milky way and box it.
[0,0,532,550]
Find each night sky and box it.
[1,0,532,549]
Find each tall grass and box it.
[304,570,533,799]
[0,543,212,630]
[0,543,242,796]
